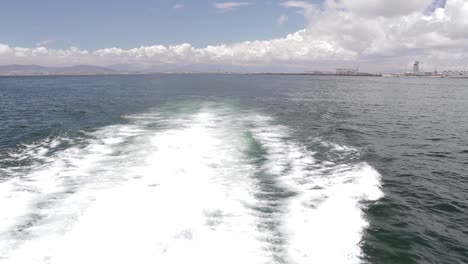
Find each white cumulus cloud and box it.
[277,14,289,26]
[35,39,54,47]
[1,0,468,72]
[0,44,11,55]
[213,2,251,11]
[325,0,435,17]
[281,1,319,18]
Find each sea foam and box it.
[0,104,383,264]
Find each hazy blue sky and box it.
[0,0,466,72]
[0,0,320,49]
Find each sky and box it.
[0,0,467,72]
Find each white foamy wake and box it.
[0,104,383,264]
[250,116,383,264]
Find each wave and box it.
[0,103,383,263]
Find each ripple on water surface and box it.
[0,104,383,264]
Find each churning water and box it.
[0,75,467,263]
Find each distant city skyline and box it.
[1,0,467,72]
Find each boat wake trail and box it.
[0,103,383,264]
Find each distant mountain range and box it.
[0,64,120,76]
[0,64,308,76]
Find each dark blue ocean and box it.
[0,74,467,263]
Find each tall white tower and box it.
[413,61,420,74]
